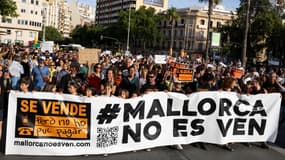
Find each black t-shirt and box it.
[262,81,281,93]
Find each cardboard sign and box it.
[78,48,100,65]
[79,48,101,74]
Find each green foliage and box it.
[220,0,283,60]
[0,0,18,17]
[39,26,63,42]
[117,6,163,50]
[70,25,104,47]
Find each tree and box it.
[166,7,179,56]
[198,0,222,62]
[39,26,63,42]
[220,0,282,66]
[0,0,18,18]
[118,6,163,51]
[70,25,104,47]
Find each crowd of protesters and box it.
[0,44,285,152]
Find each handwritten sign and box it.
[78,48,100,64]
[174,69,194,82]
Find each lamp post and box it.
[126,3,131,52]
[100,35,121,50]
[242,0,250,69]
[42,3,47,42]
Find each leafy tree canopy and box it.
[0,0,18,17]
[39,26,63,42]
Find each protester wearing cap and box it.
[31,58,50,91]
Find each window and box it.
[35,11,38,15]
[17,19,21,24]
[7,30,11,35]
[179,42,183,49]
[199,31,204,38]
[189,31,192,37]
[31,10,33,14]
[21,9,26,13]
[181,19,184,24]
[2,17,6,23]
[189,18,194,25]
[22,0,26,2]
[198,43,203,51]
[200,19,205,25]
[217,22,222,28]
[31,0,34,4]
[25,20,28,25]
[7,19,12,23]
[210,21,213,28]
[29,32,33,37]
[16,31,22,37]
[180,30,183,37]
[36,0,38,5]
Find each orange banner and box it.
[175,69,194,82]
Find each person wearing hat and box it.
[31,58,50,91]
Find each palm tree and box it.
[198,0,222,63]
[166,7,179,56]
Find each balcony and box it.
[197,25,207,29]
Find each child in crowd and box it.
[19,77,31,93]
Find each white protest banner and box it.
[5,91,281,156]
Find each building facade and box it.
[57,0,72,38]
[44,0,60,29]
[0,0,43,45]
[95,0,168,25]
[68,2,96,29]
[159,5,235,55]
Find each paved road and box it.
[1,143,285,160]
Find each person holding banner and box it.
[119,65,139,97]
[87,63,102,94]
[19,77,31,93]
[0,65,5,147]
[59,61,84,94]
[218,76,242,151]
[101,69,116,96]
[262,72,285,93]
[141,71,159,94]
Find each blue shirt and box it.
[31,65,49,89]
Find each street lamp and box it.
[126,3,131,52]
[242,0,250,69]
[100,35,121,50]
[42,3,48,42]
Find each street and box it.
[1,143,285,160]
